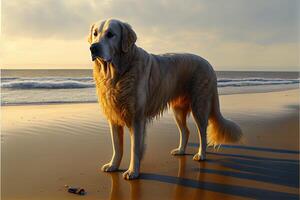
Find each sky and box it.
[1,0,299,71]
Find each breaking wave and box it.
[1,77,299,89]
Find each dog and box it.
[88,19,242,180]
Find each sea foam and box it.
[1,77,299,89]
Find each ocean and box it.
[1,69,299,105]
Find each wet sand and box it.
[1,89,299,200]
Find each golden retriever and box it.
[88,19,242,180]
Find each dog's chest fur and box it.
[93,64,137,126]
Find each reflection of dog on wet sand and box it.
[88,19,242,180]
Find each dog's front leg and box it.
[101,121,124,172]
[123,119,145,180]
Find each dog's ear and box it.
[87,24,95,44]
[121,22,137,53]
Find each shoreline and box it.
[1,87,299,107]
[1,89,299,200]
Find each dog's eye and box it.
[106,31,114,39]
[93,31,98,37]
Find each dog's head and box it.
[88,19,137,74]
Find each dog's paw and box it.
[170,148,185,156]
[122,169,139,180]
[101,163,119,172]
[193,153,206,161]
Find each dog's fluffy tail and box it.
[207,89,242,146]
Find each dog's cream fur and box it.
[88,19,242,180]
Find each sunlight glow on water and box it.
[1,70,299,105]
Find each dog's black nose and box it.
[90,43,99,55]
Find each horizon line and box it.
[1,68,299,72]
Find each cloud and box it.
[2,0,94,39]
[1,0,299,70]
[2,0,299,44]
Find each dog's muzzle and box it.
[90,43,100,61]
[89,43,112,62]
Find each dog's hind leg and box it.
[170,106,190,155]
[191,99,210,161]
[101,121,124,172]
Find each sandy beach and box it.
[1,89,299,200]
